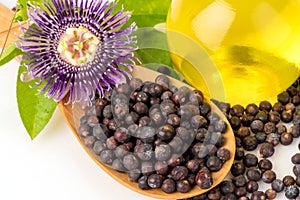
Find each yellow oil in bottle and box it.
[166,0,300,105]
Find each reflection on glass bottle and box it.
[167,0,300,105]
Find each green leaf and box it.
[135,28,172,67]
[0,44,23,66]
[17,65,57,139]
[116,0,171,27]
[116,0,173,69]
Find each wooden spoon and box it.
[0,5,235,199]
[58,65,236,199]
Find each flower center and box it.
[57,26,100,66]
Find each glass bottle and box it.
[166,0,300,105]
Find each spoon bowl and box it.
[58,65,235,199]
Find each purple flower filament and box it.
[17,0,137,104]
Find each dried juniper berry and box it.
[261,170,276,183]
[176,127,190,141]
[236,127,251,139]
[259,143,275,158]
[255,132,267,144]
[268,111,281,124]
[189,90,204,105]
[168,154,184,167]
[106,136,118,150]
[290,125,300,138]
[138,175,150,190]
[235,147,245,161]
[133,102,148,115]
[246,103,259,116]
[265,188,277,200]
[157,124,175,141]
[230,116,242,130]
[129,78,143,91]
[138,116,151,126]
[161,91,173,101]
[78,124,90,137]
[246,180,259,193]
[123,154,140,171]
[83,136,96,148]
[87,115,99,127]
[100,149,114,165]
[93,141,106,155]
[207,188,222,200]
[157,66,171,76]
[170,166,189,181]
[264,122,276,134]
[125,112,139,125]
[250,191,266,200]
[161,178,176,194]
[265,133,280,146]
[186,159,200,174]
[216,147,231,162]
[255,110,269,123]
[250,120,264,133]
[155,74,169,90]
[241,114,255,126]
[243,153,258,167]
[192,143,209,159]
[206,156,223,172]
[232,175,247,187]
[234,187,247,198]
[246,168,261,181]
[154,161,169,175]
[259,100,272,112]
[281,110,293,123]
[200,102,211,116]
[219,180,236,195]
[114,127,129,143]
[258,158,273,172]
[191,115,207,129]
[294,165,300,176]
[160,99,177,116]
[176,180,191,193]
[166,114,181,127]
[147,174,163,189]
[242,136,258,151]
[292,153,300,164]
[271,179,284,192]
[231,161,246,176]
[196,167,213,189]
[148,83,163,97]
[169,136,183,153]
[280,132,293,145]
[278,91,290,105]
[214,119,228,133]
[283,175,296,186]
[112,159,125,171]
[285,185,299,199]
[236,137,242,147]
[277,124,287,134]
[230,104,244,117]
[128,169,142,183]
[273,102,284,113]
[155,144,171,161]
[134,143,153,161]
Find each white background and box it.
[0,1,299,200]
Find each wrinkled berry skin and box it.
[196,167,213,189]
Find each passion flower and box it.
[17,0,137,104]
